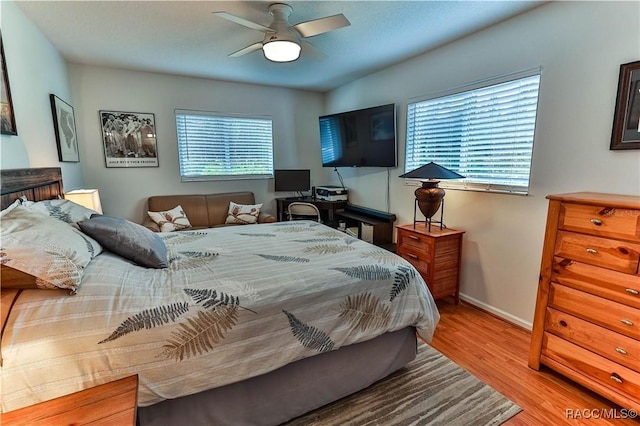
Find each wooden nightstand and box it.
[1,375,138,426]
[396,224,464,304]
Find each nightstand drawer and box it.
[549,283,640,340]
[559,203,640,242]
[397,250,430,277]
[545,308,640,372]
[542,333,640,405]
[396,228,433,254]
[554,230,640,274]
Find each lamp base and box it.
[412,198,445,232]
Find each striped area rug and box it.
[285,343,522,426]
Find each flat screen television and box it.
[274,169,311,192]
[319,103,397,167]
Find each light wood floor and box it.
[429,300,639,426]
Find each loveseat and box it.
[142,192,276,231]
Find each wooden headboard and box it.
[1,167,64,358]
[0,167,64,209]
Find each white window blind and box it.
[176,109,274,181]
[405,70,541,194]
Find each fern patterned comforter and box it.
[1,221,439,412]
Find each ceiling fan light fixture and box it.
[263,40,301,62]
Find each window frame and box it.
[404,67,542,195]
[175,109,275,182]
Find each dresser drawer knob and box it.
[609,373,623,384]
[559,320,568,327]
[408,235,420,241]
[620,319,634,326]
[626,288,639,296]
[585,248,598,254]
[590,218,603,226]
[615,347,628,355]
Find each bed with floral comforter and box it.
[1,220,439,413]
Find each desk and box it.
[275,197,347,223]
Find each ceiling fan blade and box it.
[300,40,326,60]
[229,42,264,58]
[212,11,274,33]
[293,14,350,38]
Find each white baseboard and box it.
[459,293,533,331]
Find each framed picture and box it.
[1,32,17,136]
[99,110,158,168]
[610,60,640,150]
[50,94,80,162]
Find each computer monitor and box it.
[274,169,311,192]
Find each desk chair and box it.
[287,202,321,222]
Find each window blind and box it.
[176,110,274,181]
[405,72,541,194]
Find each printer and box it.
[315,185,348,201]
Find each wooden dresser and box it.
[1,375,138,425]
[396,224,464,304]
[529,192,640,411]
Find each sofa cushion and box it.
[148,205,192,232]
[225,201,263,224]
[205,192,256,226]
[148,195,208,228]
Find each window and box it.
[176,109,274,181]
[405,69,541,194]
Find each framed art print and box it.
[610,60,640,150]
[50,94,79,162]
[1,32,17,136]
[100,110,158,168]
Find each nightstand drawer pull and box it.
[620,319,634,326]
[590,218,603,226]
[626,288,639,295]
[408,235,420,241]
[406,253,419,259]
[585,248,598,254]
[615,347,628,355]
[609,374,623,384]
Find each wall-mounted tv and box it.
[274,169,311,192]
[319,103,397,168]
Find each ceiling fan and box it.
[212,3,350,62]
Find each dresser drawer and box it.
[397,229,433,254]
[542,333,640,405]
[551,257,640,309]
[545,308,640,372]
[554,230,640,274]
[559,203,640,242]
[549,283,640,340]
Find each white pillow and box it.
[0,206,103,293]
[147,205,192,232]
[26,199,99,226]
[225,201,262,225]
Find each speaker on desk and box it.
[311,186,316,200]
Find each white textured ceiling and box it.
[16,0,545,92]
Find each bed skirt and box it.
[138,327,417,426]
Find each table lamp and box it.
[399,162,464,230]
[65,189,103,214]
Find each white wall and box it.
[325,1,640,328]
[0,0,84,189]
[68,65,326,221]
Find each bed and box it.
[0,167,440,426]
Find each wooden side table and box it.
[1,375,138,426]
[396,224,464,304]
